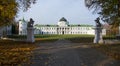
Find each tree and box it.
[0,0,36,26]
[12,21,19,34]
[85,0,120,27]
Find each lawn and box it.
[8,34,94,39]
[35,34,94,39]
[34,34,116,43]
[7,34,117,43]
[8,34,95,43]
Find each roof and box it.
[69,24,93,27]
[34,24,58,27]
[34,24,93,27]
[19,18,26,23]
[59,17,67,22]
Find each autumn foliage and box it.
[0,40,36,65]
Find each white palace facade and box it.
[19,17,106,35]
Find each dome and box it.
[59,17,67,22]
[58,17,69,27]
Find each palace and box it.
[19,17,106,35]
[0,25,12,37]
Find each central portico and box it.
[57,17,70,34]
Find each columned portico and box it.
[57,27,70,35]
[57,17,70,35]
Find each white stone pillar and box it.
[27,27,35,43]
[93,27,104,44]
[119,24,120,34]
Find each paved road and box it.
[23,39,120,66]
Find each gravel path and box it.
[23,39,120,66]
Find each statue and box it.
[95,17,101,27]
[95,17,102,32]
[94,17,104,44]
[27,18,35,43]
[27,18,34,27]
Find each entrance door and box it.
[62,31,64,35]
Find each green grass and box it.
[35,34,117,43]
[7,34,117,43]
[34,34,95,43]
[7,35,27,39]
[35,34,94,39]
[8,34,116,39]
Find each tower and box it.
[19,18,27,35]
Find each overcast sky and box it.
[17,0,99,25]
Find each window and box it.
[20,31,22,34]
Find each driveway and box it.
[23,39,120,66]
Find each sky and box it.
[16,0,99,25]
